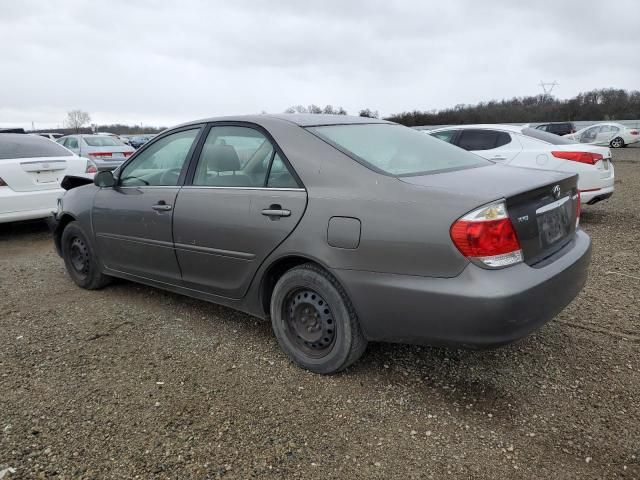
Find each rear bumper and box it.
[334,230,591,347]
[581,186,614,205]
[0,187,62,224]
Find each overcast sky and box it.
[1,0,638,129]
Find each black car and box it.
[535,122,576,136]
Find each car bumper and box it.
[0,187,63,224]
[334,230,591,347]
[581,185,614,205]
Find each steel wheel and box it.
[68,236,90,280]
[283,288,336,358]
[610,136,624,148]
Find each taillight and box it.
[0,177,7,187]
[85,160,98,174]
[630,130,639,135]
[551,151,603,165]
[450,201,523,269]
[124,151,134,157]
[89,152,113,158]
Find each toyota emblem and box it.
[552,185,561,199]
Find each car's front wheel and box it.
[61,222,111,290]
[270,263,367,374]
[610,136,625,148]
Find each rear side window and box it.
[84,136,122,147]
[66,137,79,149]
[535,124,548,131]
[521,128,575,145]
[309,124,489,176]
[0,134,73,160]
[456,130,511,151]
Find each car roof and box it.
[176,114,392,129]
[430,124,525,134]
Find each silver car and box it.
[57,134,135,171]
[52,115,591,374]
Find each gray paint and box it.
[327,217,361,249]
[54,114,591,346]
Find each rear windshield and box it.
[84,136,122,147]
[308,124,489,176]
[0,133,73,160]
[521,127,575,145]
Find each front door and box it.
[172,124,307,299]
[92,127,202,283]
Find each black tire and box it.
[61,222,111,290]
[270,263,367,374]
[610,136,625,148]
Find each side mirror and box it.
[94,170,115,188]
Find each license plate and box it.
[35,171,60,183]
[111,152,124,158]
[537,202,570,248]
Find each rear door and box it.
[455,129,522,163]
[92,127,202,283]
[172,124,307,299]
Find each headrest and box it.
[206,144,241,172]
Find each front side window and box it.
[580,126,600,143]
[119,129,199,187]
[309,124,489,176]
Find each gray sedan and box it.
[57,134,135,171]
[52,115,591,374]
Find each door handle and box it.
[152,203,172,211]
[491,155,507,161]
[262,207,291,218]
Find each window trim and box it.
[183,121,304,189]
[114,125,205,188]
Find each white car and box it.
[0,133,97,223]
[427,125,614,205]
[563,122,639,148]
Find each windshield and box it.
[308,124,489,176]
[0,133,73,160]
[84,136,123,147]
[521,127,575,145]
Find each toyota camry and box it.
[52,115,591,374]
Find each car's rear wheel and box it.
[610,136,625,148]
[270,263,367,374]
[61,222,111,289]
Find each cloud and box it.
[0,0,638,129]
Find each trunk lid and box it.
[400,164,579,266]
[1,155,86,192]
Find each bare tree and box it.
[284,104,348,115]
[358,108,379,118]
[65,110,91,133]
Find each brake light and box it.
[551,151,603,165]
[124,151,134,157]
[89,152,113,158]
[630,130,639,135]
[450,201,523,269]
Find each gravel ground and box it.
[1,146,639,479]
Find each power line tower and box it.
[539,80,559,99]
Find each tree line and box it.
[385,88,640,127]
